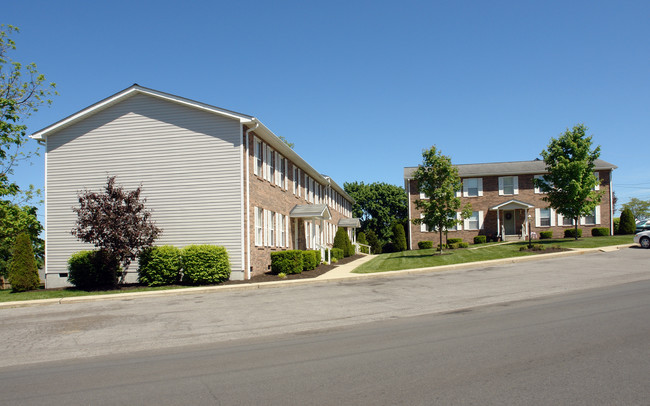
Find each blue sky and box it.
[6,0,650,218]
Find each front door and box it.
[503,210,516,235]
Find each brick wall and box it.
[244,127,352,277]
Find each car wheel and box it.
[641,236,650,249]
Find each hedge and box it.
[330,248,344,261]
[418,241,433,249]
[449,242,469,249]
[447,238,463,244]
[473,235,487,244]
[591,227,610,237]
[138,245,182,286]
[271,250,303,275]
[564,228,583,239]
[181,245,230,285]
[68,250,119,290]
[302,250,321,271]
[539,231,553,239]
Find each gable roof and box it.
[30,84,255,140]
[404,159,617,179]
[29,84,355,204]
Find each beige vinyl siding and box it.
[45,93,243,286]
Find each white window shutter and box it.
[595,206,601,224]
[550,209,556,226]
[535,208,541,227]
[478,178,483,196]
[513,176,519,195]
[594,172,600,190]
[419,191,426,199]
[478,211,484,230]
[455,189,461,197]
[557,212,563,225]
[580,216,585,225]
[420,214,426,232]
[464,216,470,230]
[457,212,463,230]
[498,177,504,196]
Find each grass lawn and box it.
[353,235,635,274]
[0,284,189,303]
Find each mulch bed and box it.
[222,254,363,285]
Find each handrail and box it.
[355,243,371,255]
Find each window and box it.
[539,208,551,227]
[561,215,574,226]
[465,211,483,230]
[582,207,600,225]
[593,172,600,191]
[309,177,314,203]
[499,176,518,195]
[254,207,263,246]
[269,211,276,246]
[293,167,298,194]
[277,213,285,246]
[254,138,263,176]
[463,178,482,197]
[447,213,459,231]
[305,175,310,201]
[534,175,543,194]
[275,153,282,186]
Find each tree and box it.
[365,229,382,254]
[278,135,294,149]
[412,146,471,254]
[72,176,161,286]
[1,25,57,200]
[7,232,39,292]
[392,223,407,252]
[357,231,369,254]
[535,124,604,240]
[344,182,407,244]
[0,201,43,278]
[621,198,650,221]
[619,208,636,235]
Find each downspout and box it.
[406,178,412,250]
[609,170,614,236]
[245,121,259,279]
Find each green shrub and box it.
[383,242,397,253]
[138,246,181,286]
[591,227,610,237]
[564,228,583,239]
[447,238,463,244]
[270,250,303,275]
[619,208,636,235]
[458,242,469,248]
[539,231,553,239]
[613,217,620,235]
[68,250,118,290]
[330,248,344,261]
[302,250,320,271]
[418,241,433,249]
[334,228,353,257]
[7,232,40,292]
[181,245,230,285]
[392,223,407,252]
[437,243,448,250]
[366,230,382,254]
[473,235,487,244]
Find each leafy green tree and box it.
[0,201,43,278]
[535,124,604,240]
[357,232,369,254]
[412,146,471,254]
[618,208,636,235]
[7,232,39,292]
[344,181,407,244]
[365,229,382,254]
[392,223,407,252]
[72,176,161,287]
[1,25,56,199]
[621,198,650,221]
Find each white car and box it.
[634,230,650,249]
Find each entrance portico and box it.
[490,199,535,240]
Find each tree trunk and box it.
[574,219,579,240]
[438,229,444,255]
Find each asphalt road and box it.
[2,278,649,405]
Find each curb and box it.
[0,244,633,309]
